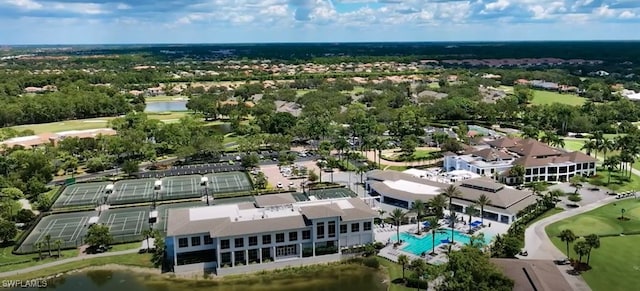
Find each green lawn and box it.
[0,244,79,273]
[546,199,640,291]
[11,112,190,134]
[547,199,640,237]
[588,169,640,192]
[377,257,413,291]
[110,242,143,252]
[384,165,408,171]
[428,82,440,89]
[564,140,586,152]
[412,149,438,160]
[530,90,586,106]
[145,95,188,102]
[9,253,154,280]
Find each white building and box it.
[365,170,537,224]
[444,137,597,183]
[166,194,377,275]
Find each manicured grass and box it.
[377,257,413,291]
[547,199,640,237]
[564,139,586,152]
[530,90,586,106]
[524,207,564,229]
[428,82,440,89]
[498,85,514,93]
[384,165,408,171]
[546,199,640,291]
[588,169,640,192]
[0,244,79,273]
[11,112,191,134]
[110,242,143,252]
[10,253,154,280]
[145,95,188,102]
[412,149,438,160]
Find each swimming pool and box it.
[393,229,492,256]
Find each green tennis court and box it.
[160,175,201,200]
[155,201,208,234]
[204,172,252,194]
[53,182,109,209]
[108,179,155,205]
[17,211,97,253]
[98,207,149,237]
[308,188,357,200]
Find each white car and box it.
[289,181,295,186]
[235,156,241,161]
[277,182,283,188]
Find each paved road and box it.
[524,195,621,291]
[0,248,141,279]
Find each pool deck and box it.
[375,212,510,264]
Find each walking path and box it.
[0,248,140,279]
[524,195,619,291]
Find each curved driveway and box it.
[525,196,619,291]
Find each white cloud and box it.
[5,0,42,10]
[620,10,636,19]
[116,3,131,10]
[485,0,510,12]
[594,5,615,18]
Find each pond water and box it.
[12,266,385,291]
[145,101,188,112]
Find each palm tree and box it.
[559,229,577,258]
[356,165,367,185]
[36,241,43,261]
[389,208,406,243]
[530,181,548,196]
[581,140,597,156]
[600,138,615,161]
[585,234,600,265]
[424,216,442,255]
[509,164,525,185]
[540,131,556,145]
[411,200,427,234]
[574,241,590,265]
[44,234,52,257]
[315,160,325,183]
[142,228,155,252]
[547,189,564,207]
[442,185,461,212]
[377,209,386,220]
[449,212,458,245]
[477,194,491,226]
[569,175,582,194]
[464,204,477,232]
[397,254,409,281]
[603,155,619,184]
[428,194,447,218]
[54,239,62,258]
[521,126,539,140]
[334,138,350,162]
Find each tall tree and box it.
[85,224,113,249]
[443,185,461,211]
[397,254,409,281]
[429,194,447,218]
[476,194,491,226]
[569,175,583,194]
[559,229,577,258]
[411,200,427,234]
[573,240,590,265]
[585,234,600,265]
[389,208,406,243]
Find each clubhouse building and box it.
[365,170,537,224]
[166,194,377,275]
[443,137,597,184]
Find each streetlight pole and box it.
[201,176,210,206]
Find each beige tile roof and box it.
[491,259,573,291]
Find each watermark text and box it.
[2,279,48,288]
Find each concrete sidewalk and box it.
[0,248,141,279]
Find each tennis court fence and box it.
[14,233,145,255]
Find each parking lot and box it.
[548,182,610,207]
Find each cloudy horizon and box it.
[1,0,640,45]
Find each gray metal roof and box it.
[254,193,297,208]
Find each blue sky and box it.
[1,0,640,44]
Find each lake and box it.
[145,101,188,112]
[12,266,385,291]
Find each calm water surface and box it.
[145,101,188,112]
[12,267,385,291]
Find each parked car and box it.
[277,182,283,188]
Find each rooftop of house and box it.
[167,197,377,237]
[491,259,573,291]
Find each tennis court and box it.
[98,207,149,237]
[155,201,208,234]
[205,172,253,194]
[160,175,201,200]
[107,179,155,205]
[53,182,109,209]
[291,192,309,202]
[308,188,357,200]
[17,211,96,253]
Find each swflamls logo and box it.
[2,279,48,288]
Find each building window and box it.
[363,221,372,231]
[340,224,347,233]
[204,235,213,245]
[276,233,285,243]
[249,236,258,246]
[351,223,360,232]
[289,231,298,242]
[191,236,201,247]
[178,238,188,248]
[540,167,546,174]
[235,238,244,248]
[317,222,325,239]
[262,234,271,245]
[276,244,297,257]
[221,239,230,249]
[526,168,531,175]
[328,221,336,238]
[302,230,311,240]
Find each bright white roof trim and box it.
[383,180,441,195]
